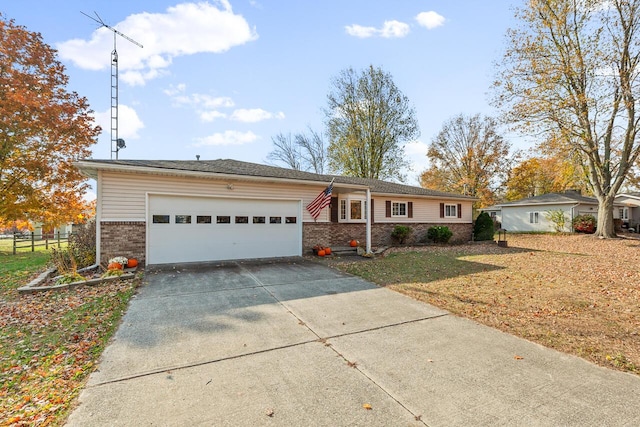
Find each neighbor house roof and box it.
[495,191,598,207]
[75,158,476,201]
[616,192,640,199]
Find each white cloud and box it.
[58,2,258,85]
[193,130,259,147]
[404,139,429,157]
[163,83,186,96]
[193,94,235,109]
[345,20,410,39]
[380,20,410,38]
[416,11,446,29]
[94,104,144,140]
[345,24,378,38]
[229,108,285,123]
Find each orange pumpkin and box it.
[317,249,326,257]
[349,239,358,247]
[127,258,138,268]
[324,247,331,255]
[108,262,123,271]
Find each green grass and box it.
[0,246,139,426]
[341,250,502,286]
[0,251,51,296]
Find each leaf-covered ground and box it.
[0,251,139,426]
[336,234,640,375]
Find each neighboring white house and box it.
[485,190,624,232]
[614,193,640,230]
[75,159,477,265]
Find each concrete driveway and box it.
[67,258,640,426]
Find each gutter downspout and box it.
[570,204,579,233]
[366,188,372,254]
[96,171,102,264]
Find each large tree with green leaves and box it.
[420,114,513,207]
[494,0,640,238]
[0,15,100,227]
[324,65,419,182]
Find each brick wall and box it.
[100,221,146,265]
[303,222,473,253]
[100,220,472,262]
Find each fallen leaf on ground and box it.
[362,403,372,410]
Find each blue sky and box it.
[3,0,521,186]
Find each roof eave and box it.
[371,191,477,201]
[74,161,370,190]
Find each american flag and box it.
[306,180,333,220]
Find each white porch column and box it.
[366,188,372,253]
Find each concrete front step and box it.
[329,246,358,255]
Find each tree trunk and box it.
[595,196,616,238]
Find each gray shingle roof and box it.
[77,158,476,200]
[497,191,598,206]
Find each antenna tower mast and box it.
[81,12,143,159]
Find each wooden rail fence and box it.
[11,231,74,254]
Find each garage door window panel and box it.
[270,216,282,224]
[235,216,249,224]
[197,215,212,224]
[253,216,265,224]
[217,216,231,224]
[152,215,170,224]
[175,215,191,224]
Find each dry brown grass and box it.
[338,234,640,374]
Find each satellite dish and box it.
[116,138,126,149]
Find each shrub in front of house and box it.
[474,212,495,241]
[427,226,453,243]
[69,220,97,267]
[391,225,412,245]
[572,214,596,234]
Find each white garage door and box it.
[148,195,302,264]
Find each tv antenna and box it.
[81,11,143,160]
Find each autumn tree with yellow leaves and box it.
[420,114,513,208]
[495,0,640,238]
[0,15,100,229]
[505,156,592,200]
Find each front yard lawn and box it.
[337,234,640,375]
[0,251,140,426]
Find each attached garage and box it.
[147,194,302,264]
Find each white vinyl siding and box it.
[99,172,475,225]
[372,197,473,223]
[99,171,332,223]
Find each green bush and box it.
[572,214,596,233]
[427,226,453,243]
[474,212,495,241]
[391,225,412,244]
